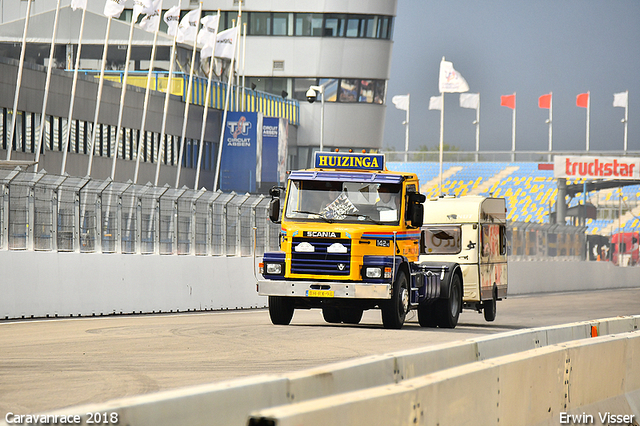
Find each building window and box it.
[272,13,288,35]
[294,13,323,36]
[248,12,270,35]
[339,79,358,103]
[324,14,345,37]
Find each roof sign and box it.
[314,152,385,171]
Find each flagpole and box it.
[548,92,553,162]
[511,92,516,162]
[623,90,628,154]
[194,11,220,190]
[134,0,163,184]
[87,16,112,177]
[33,0,62,172]
[586,91,591,152]
[110,16,139,180]
[6,0,32,161]
[439,93,444,196]
[241,22,247,112]
[154,6,180,187]
[213,25,239,192]
[61,3,87,175]
[235,1,242,110]
[474,94,480,162]
[175,2,203,188]
[403,94,409,162]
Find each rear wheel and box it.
[268,296,294,325]
[436,273,462,329]
[322,307,342,324]
[483,288,497,322]
[417,302,438,327]
[340,308,364,325]
[381,271,409,329]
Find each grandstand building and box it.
[0,0,397,187]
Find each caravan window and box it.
[421,226,461,255]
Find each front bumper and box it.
[257,280,392,299]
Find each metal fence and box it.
[0,169,280,256]
[1,169,591,260]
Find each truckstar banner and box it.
[554,155,640,180]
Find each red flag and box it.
[576,92,589,108]
[538,93,551,109]
[500,94,515,109]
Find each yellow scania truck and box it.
[257,152,507,329]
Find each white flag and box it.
[133,0,155,23]
[138,0,162,33]
[163,5,180,36]
[614,92,628,108]
[177,9,200,43]
[429,95,442,111]
[392,95,409,111]
[104,0,126,18]
[71,0,87,11]
[460,93,479,109]
[439,59,469,93]
[215,26,239,59]
[198,15,220,59]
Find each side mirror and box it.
[407,193,425,228]
[410,203,424,228]
[268,198,281,223]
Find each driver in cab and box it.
[376,184,400,221]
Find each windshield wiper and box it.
[343,213,384,225]
[292,210,334,223]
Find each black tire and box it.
[483,288,497,322]
[322,307,342,324]
[340,308,364,325]
[268,296,294,325]
[436,273,462,329]
[381,271,409,329]
[417,302,438,327]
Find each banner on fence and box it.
[220,112,262,193]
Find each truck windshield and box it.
[421,226,462,254]
[285,180,402,224]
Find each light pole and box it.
[307,84,326,152]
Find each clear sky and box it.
[383,0,640,156]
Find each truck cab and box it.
[257,152,466,329]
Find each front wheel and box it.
[381,271,409,329]
[268,296,294,325]
[436,273,462,329]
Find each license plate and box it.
[306,289,334,298]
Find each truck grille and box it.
[291,238,351,276]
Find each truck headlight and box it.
[265,263,283,275]
[365,267,382,278]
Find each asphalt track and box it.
[1,287,640,418]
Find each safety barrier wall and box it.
[4,316,636,426]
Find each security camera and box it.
[306,88,317,104]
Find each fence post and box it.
[52,187,59,252]
[27,184,35,251]
[136,194,142,255]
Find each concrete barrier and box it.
[247,332,640,426]
[1,250,638,320]
[3,316,637,426]
[0,252,266,319]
